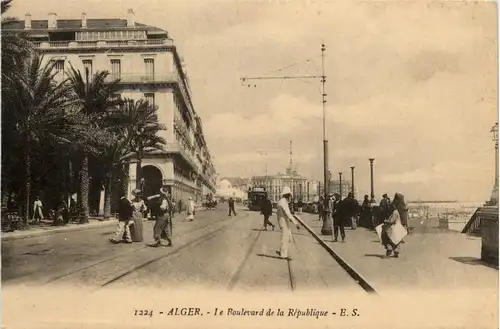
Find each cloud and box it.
[205,93,322,140]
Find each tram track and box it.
[41,211,247,285]
[226,229,262,291]
[293,215,378,295]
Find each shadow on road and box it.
[449,257,499,270]
[256,253,284,260]
[364,253,386,259]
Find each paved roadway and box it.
[2,207,363,293]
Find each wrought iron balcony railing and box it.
[32,39,173,49]
[105,73,177,84]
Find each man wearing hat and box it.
[275,186,300,260]
[331,193,345,242]
[149,187,174,247]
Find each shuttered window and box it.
[82,59,93,78]
[144,93,155,107]
[144,58,154,80]
[110,59,121,80]
[54,60,65,79]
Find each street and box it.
[1,207,361,293]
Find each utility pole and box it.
[240,44,331,233]
[369,158,375,203]
[351,166,355,198]
[289,140,294,210]
[339,172,343,200]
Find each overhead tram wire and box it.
[241,56,323,88]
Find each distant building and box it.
[216,179,247,200]
[252,168,311,203]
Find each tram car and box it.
[247,187,268,211]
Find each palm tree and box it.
[120,99,167,191]
[66,66,123,223]
[2,53,81,222]
[1,0,34,91]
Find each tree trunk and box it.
[121,163,130,198]
[79,154,90,223]
[23,144,31,224]
[135,158,142,190]
[103,173,112,219]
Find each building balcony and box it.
[32,39,173,49]
[104,73,178,84]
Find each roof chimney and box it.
[48,12,57,29]
[24,13,31,29]
[127,9,135,27]
[81,12,87,28]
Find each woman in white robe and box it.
[381,203,406,258]
[186,197,195,221]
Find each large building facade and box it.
[5,10,216,204]
[252,169,311,203]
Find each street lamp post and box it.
[339,172,343,199]
[320,44,333,235]
[369,158,375,203]
[490,123,498,206]
[351,166,355,198]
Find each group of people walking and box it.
[109,188,197,247]
[316,191,409,258]
[317,192,360,242]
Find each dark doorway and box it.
[141,165,163,199]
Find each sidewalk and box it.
[2,206,214,241]
[298,213,498,292]
[2,217,118,241]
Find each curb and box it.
[1,219,118,242]
[293,214,379,295]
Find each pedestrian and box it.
[228,197,237,216]
[361,195,371,228]
[317,195,324,221]
[130,189,146,242]
[379,193,391,224]
[275,186,301,260]
[178,199,183,214]
[342,192,360,230]
[393,192,409,243]
[186,197,195,221]
[109,195,133,244]
[32,196,44,223]
[332,193,345,242]
[297,199,303,214]
[152,187,173,247]
[380,201,407,258]
[260,196,275,231]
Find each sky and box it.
[7,0,498,201]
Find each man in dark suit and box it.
[228,197,237,216]
[109,195,133,244]
[260,197,275,231]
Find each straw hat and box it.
[160,187,170,195]
[131,188,142,196]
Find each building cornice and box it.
[36,45,174,54]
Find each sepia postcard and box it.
[1,0,498,328]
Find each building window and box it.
[82,59,93,78]
[144,58,154,80]
[53,59,65,79]
[144,93,155,107]
[110,59,121,80]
